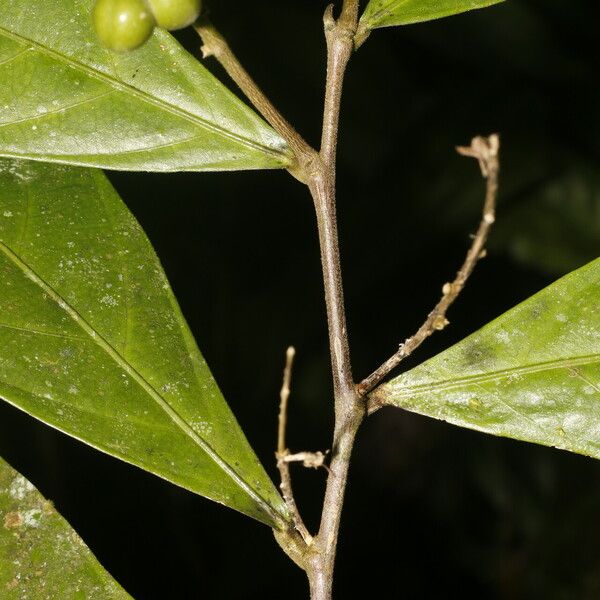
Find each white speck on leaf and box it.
[9,475,35,500]
[22,509,42,528]
[100,295,118,307]
[496,330,510,344]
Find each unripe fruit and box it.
[93,0,155,52]
[147,0,201,31]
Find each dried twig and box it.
[358,134,501,398]
[280,451,331,473]
[276,347,313,544]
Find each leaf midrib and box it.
[0,238,285,527]
[0,26,290,163]
[384,353,600,399]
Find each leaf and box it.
[0,2,291,172]
[358,0,505,36]
[0,455,130,599]
[372,258,600,459]
[0,158,289,528]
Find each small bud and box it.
[432,316,449,331]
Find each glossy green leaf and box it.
[358,0,504,34]
[373,258,600,458]
[0,158,288,528]
[0,2,291,172]
[0,456,130,599]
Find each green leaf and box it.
[0,2,291,172]
[0,455,130,599]
[0,158,288,528]
[358,0,504,35]
[372,258,600,459]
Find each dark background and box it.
[2,0,600,598]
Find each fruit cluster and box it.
[93,0,201,52]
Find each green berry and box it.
[147,0,201,31]
[93,0,155,52]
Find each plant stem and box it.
[308,173,354,406]
[304,2,363,598]
[306,408,362,599]
[320,2,358,169]
[195,12,365,594]
[304,172,363,599]
[308,0,359,408]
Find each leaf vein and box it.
[0,322,85,341]
[0,46,30,68]
[0,90,115,129]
